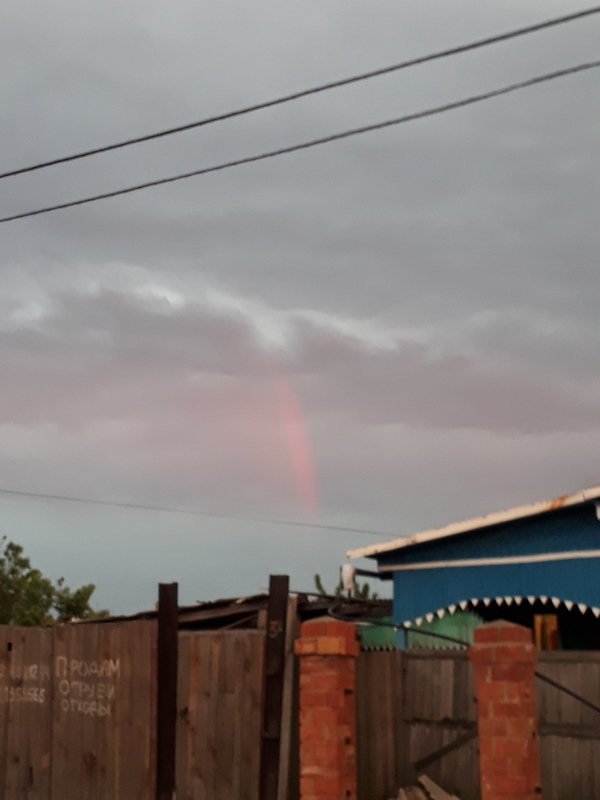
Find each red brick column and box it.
[470,621,543,800]
[294,620,359,800]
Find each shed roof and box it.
[347,484,600,561]
[79,591,392,629]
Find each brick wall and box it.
[470,621,542,800]
[295,620,359,800]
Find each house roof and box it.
[79,591,392,628]
[347,484,600,562]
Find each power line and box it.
[1,59,598,226]
[1,5,599,181]
[0,486,389,538]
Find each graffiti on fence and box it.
[0,656,120,717]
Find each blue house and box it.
[348,485,600,650]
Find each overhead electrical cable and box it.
[1,60,598,225]
[0,4,599,180]
[0,486,389,537]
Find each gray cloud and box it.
[0,0,599,611]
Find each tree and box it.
[313,570,379,601]
[0,538,108,626]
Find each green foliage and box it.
[0,537,108,626]
[313,573,328,597]
[313,571,379,601]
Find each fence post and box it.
[259,575,290,800]
[156,583,178,800]
[295,620,359,800]
[470,620,542,800]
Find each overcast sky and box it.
[0,0,599,614]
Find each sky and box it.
[0,0,599,614]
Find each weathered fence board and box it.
[537,651,600,800]
[356,648,480,800]
[4,614,600,800]
[0,621,156,800]
[176,630,265,800]
[0,626,54,799]
[357,647,600,800]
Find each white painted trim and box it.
[347,485,600,561]
[378,549,600,572]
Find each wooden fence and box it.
[356,648,479,800]
[537,651,600,800]
[0,620,157,800]
[356,647,600,800]
[176,631,265,800]
[0,622,270,800]
[3,614,600,800]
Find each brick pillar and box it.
[294,620,359,800]
[470,620,543,800]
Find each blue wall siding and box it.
[380,504,600,570]
[392,556,600,623]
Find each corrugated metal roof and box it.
[347,484,600,561]
[78,592,392,628]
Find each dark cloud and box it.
[0,0,599,611]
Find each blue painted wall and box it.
[392,557,600,623]
[378,502,600,624]
[379,504,600,570]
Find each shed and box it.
[348,485,600,650]
[82,591,392,644]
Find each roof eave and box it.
[347,484,600,562]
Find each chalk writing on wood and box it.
[0,661,51,705]
[0,656,121,716]
[1,686,46,704]
[0,663,51,681]
[55,657,120,717]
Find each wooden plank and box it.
[430,658,442,722]
[231,634,244,800]
[33,628,54,800]
[192,634,210,800]
[175,633,191,800]
[578,661,600,729]
[404,650,469,661]
[259,575,289,800]
[592,737,600,797]
[579,738,594,800]
[277,596,298,800]
[539,722,600,739]
[355,651,370,800]
[144,620,158,799]
[453,727,479,800]
[383,652,397,795]
[124,622,143,799]
[452,657,467,724]
[50,623,67,800]
[108,622,121,800]
[539,651,600,663]
[215,635,235,800]
[115,621,131,800]
[252,633,266,800]
[355,651,365,799]
[413,728,478,773]
[95,621,112,800]
[80,621,99,800]
[438,659,454,721]
[393,651,412,790]
[156,583,178,800]
[4,628,25,799]
[373,653,387,796]
[207,633,221,800]
[418,774,457,800]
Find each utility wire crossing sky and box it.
[1,3,598,181]
[2,59,599,224]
